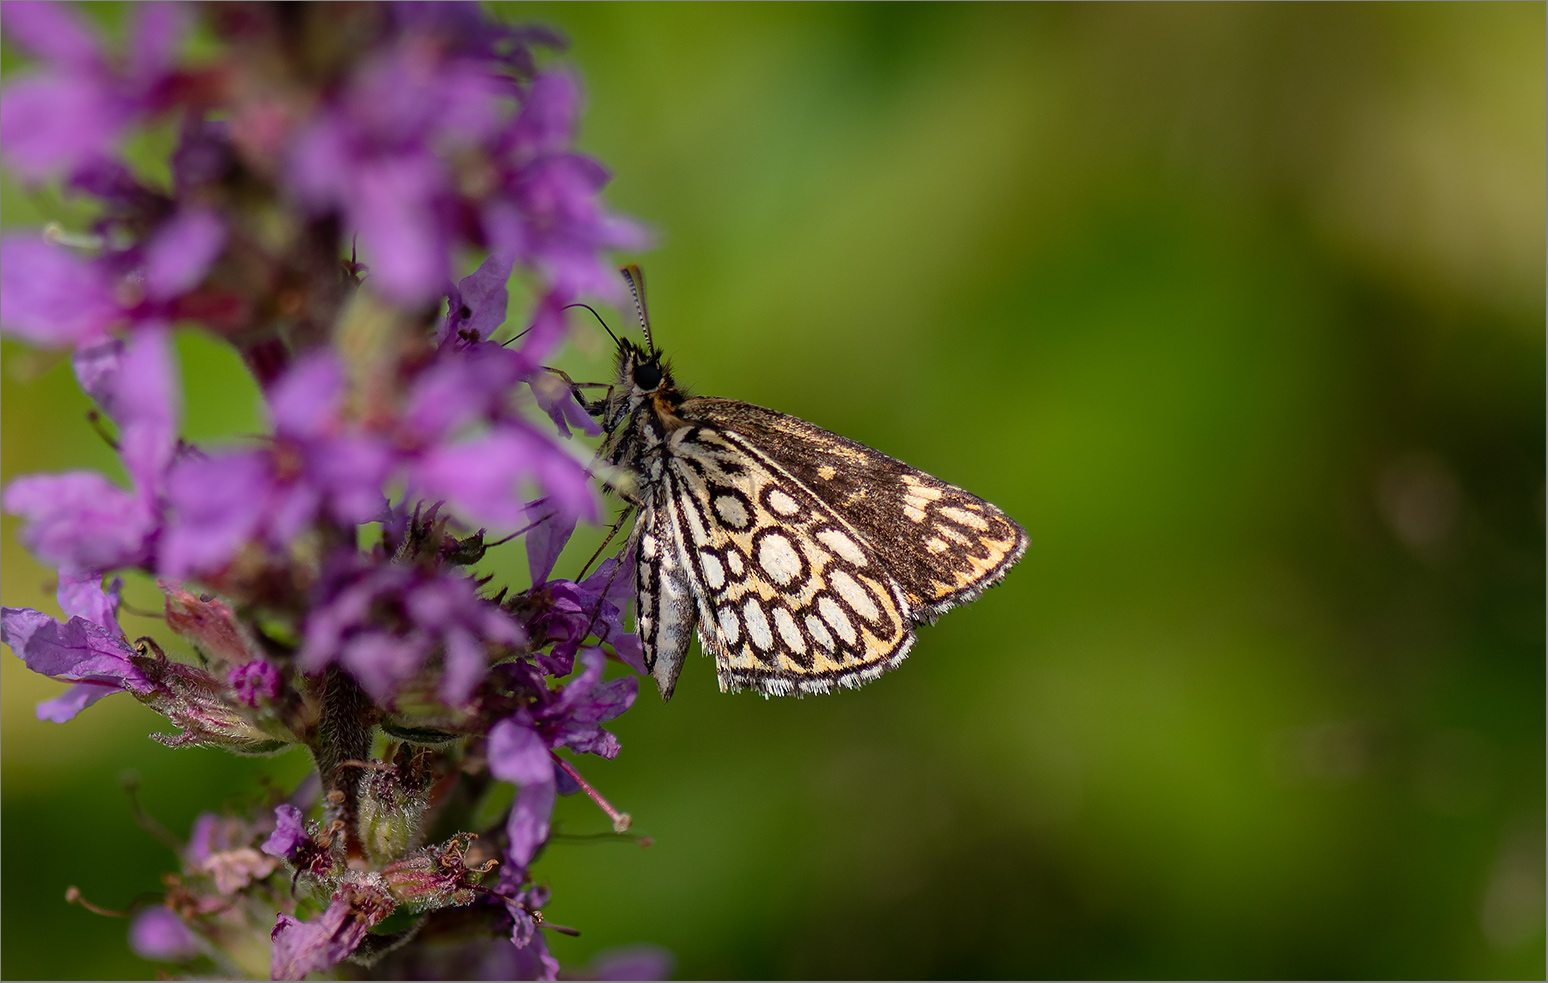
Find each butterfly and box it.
[568,267,1027,700]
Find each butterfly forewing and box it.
[676,398,1027,620]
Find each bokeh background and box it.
[3,3,1543,979]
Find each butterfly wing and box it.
[680,397,1028,621]
[649,423,916,698]
[632,483,699,700]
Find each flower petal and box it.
[143,208,226,300]
[0,236,119,345]
[3,471,153,572]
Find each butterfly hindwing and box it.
[677,397,1029,620]
[657,424,914,697]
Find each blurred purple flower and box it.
[261,803,308,861]
[578,944,676,981]
[270,879,394,980]
[0,1,187,179]
[287,38,511,303]
[300,558,524,704]
[0,206,225,349]
[162,352,389,577]
[229,660,281,706]
[0,237,120,345]
[483,73,649,300]
[129,906,200,963]
[4,328,178,573]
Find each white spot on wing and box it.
[767,489,800,515]
[806,613,834,651]
[715,494,748,527]
[718,606,741,645]
[757,533,802,586]
[727,551,745,576]
[772,607,805,654]
[903,504,927,523]
[828,569,879,621]
[816,528,867,566]
[743,599,774,650]
[818,596,856,644]
[701,551,725,590]
[939,505,989,531]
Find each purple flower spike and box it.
[261,803,308,861]
[488,719,557,872]
[129,906,200,963]
[1,5,653,976]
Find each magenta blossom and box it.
[0,0,187,180]
[162,352,390,578]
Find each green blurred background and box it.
[3,3,1543,979]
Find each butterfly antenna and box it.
[562,303,621,348]
[620,265,655,356]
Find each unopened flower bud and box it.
[356,765,429,866]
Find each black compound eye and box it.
[632,361,663,391]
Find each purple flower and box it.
[482,72,650,301]
[1,571,153,723]
[287,38,513,302]
[578,945,676,981]
[300,558,524,704]
[526,553,644,673]
[437,252,515,347]
[261,803,308,861]
[0,215,225,351]
[526,502,578,586]
[129,906,200,963]
[521,648,637,760]
[0,1,187,180]
[270,878,394,980]
[407,424,595,530]
[162,352,390,577]
[487,718,556,872]
[3,328,178,572]
[500,878,561,981]
[488,650,633,873]
[229,660,281,706]
[0,237,120,345]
